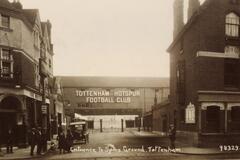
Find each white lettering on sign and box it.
[76,90,110,97]
[75,89,139,103]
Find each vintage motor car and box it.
[69,121,89,144]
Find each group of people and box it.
[29,127,47,156]
[57,129,74,154]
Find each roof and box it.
[58,76,169,88]
[153,100,170,110]
[167,0,212,52]
[22,9,38,25]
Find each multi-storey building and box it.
[166,0,240,146]
[0,0,54,147]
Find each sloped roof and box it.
[58,76,169,88]
[22,9,38,25]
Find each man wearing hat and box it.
[29,128,37,156]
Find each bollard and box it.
[121,119,124,132]
[100,119,103,132]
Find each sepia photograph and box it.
[0,0,240,159]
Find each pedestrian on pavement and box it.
[29,128,37,156]
[57,129,66,154]
[168,124,176,149]
[6,128,14,154]
[41,129,47,153]
[66,129,73,153]
[36,127,42,155]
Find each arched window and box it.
[226,12,240,37]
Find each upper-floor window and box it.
[226,12,240,37]
[224,59,238,87]
[34,30,40,48]
[1,15,10,28]
[49,59,52,68]
[35,64,40,87]
[176,60,185,105]
[0,49,13,78]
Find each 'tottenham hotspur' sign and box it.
[75,90,140,103]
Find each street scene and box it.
[1,0,240,159]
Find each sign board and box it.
[185,102,195,124]
[41,104,47,114]
[75,89,140,104]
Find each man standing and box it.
[168,124,176,149]
[36,127,42,155]
[29,128,37,156]
[6,128,14,153]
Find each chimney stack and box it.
[173,0,184,38]
[187,0,200,20]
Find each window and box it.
[224,59,238,87]
[176,60,185,104]
[225,45,240,58]
[0,49,13,78]
[49,59,52,68]
[34,31,39,48]
[35,64,40,87]
[1,15,10,28]
[206,106,220,133]
[231,106,240,122]
[226,12,240,37]
[40,42,46,59]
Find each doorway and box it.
[206,106,220,133]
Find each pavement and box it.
[0,146,47,160]
[0,129,239,160]
[130,130,240,155]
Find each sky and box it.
[18,0,204,77]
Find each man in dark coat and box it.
[66,129,73,153]
[29,128,37,156]
[6,128,14,153]
[57,129,66,154]
[36,127,42,155]
[169,124,176,149]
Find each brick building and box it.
[59,76,169,131]
[0,0,55,147]
[163,0,240,146]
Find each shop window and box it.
[231,106,240,122]
[224,59,239,87]
[0,49,13,78]
[226,12,240,37]
[1,15,10,28]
